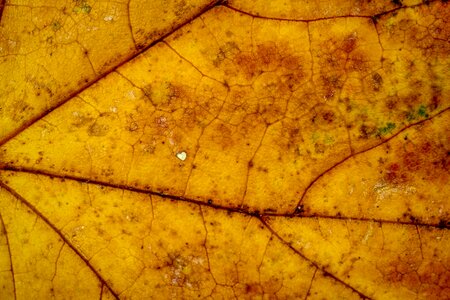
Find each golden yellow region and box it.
[0,0,449,299]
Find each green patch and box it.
[406,104,429,122]
[406,111,416,122]
[417,104,429,118]
[73,1,92,14]
[323,135,335,145]
[311,132,320,142]
[377,122,396,136]
[311,132,335,146]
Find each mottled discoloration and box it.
[0,1,449,298]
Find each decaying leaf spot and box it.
[0,0,220,141]
[73,0,92,14]
[0,0,449,299]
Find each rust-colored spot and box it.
[342,33,357,53]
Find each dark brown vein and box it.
[304,267,317,300]
[126,0,138,51]
[99,284,104,300]
[163,40,225,86]
[0,0,5,23]
[0,212,16,300]
[51,242,65,282]
[223,0,438,22]
[0,0,225,148]
[0,166,447,230]
[0,181,120,299]
[264,213,450,230]
[259,217,371,300]
[293,106,450,214]
[199,206,217,285]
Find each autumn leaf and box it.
[0,0,449,299]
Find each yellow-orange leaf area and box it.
[0,0,449,299]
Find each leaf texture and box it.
[0,0,449,299]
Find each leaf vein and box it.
[0,181,120,299]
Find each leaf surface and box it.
[0,0,449,299]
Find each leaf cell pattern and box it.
[0,0,449,299]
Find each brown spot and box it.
[211,122,234,150]
[127,121,139,132]
[167,83,187,106]
[359,124,377,139]
[320,75,342,100]
[11,100,34,122]
[244,283,263,294]
[212,50,226,67]
[174,0,188,17]
[257,166,268,173]
[403,152,421,172]
[386,98,397,110]
[155,115,168,128]
[248,160,254,168]
[233,42,297,79]
[382,258,420,288]
[142,83,152,98]
[314,143,326,154]
[372,72,383,91]
[88,122,109,137]
[384,163,407,184]
[346,53,369,72]
[311,105,340,129]
[255,42,280,69]
[71,113,94,128]
[342,33,357,53]
[382,135,449,187]
[281,70,305,91]
[321,111,335,123]
[234,51,260,79]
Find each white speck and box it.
[362,222,374,244]
[127,90,136,99]
[104,15,114,22]
[40,128,49,138]
[72,225,85,236]
[110,106,118,113]
[176,151,187,161]
[72,111,80,117]
[304,242,311,249]
[348,184,354,195]
[156,116,168,128]
[191,257,204,265]
[373,181,416,202]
